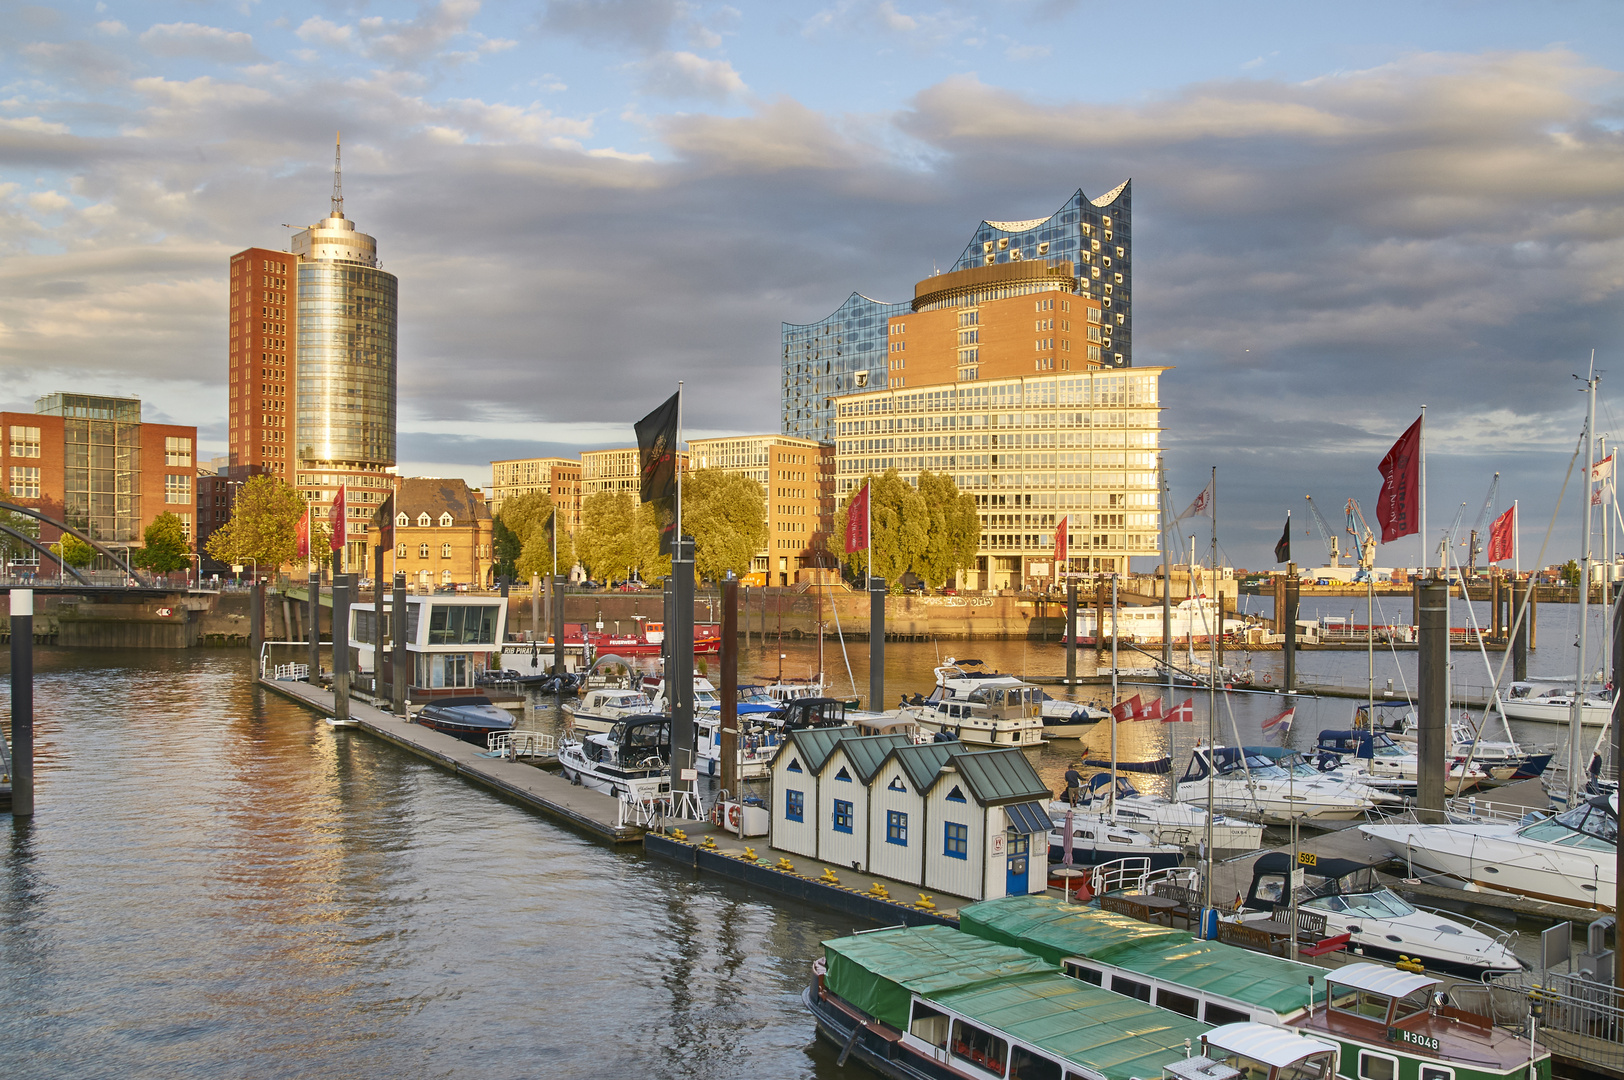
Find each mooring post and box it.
[1283,565,1298,692]
[669,538,696,791]
[552,574,566,677]
[9,588,34,817]
[391,572,407,716]
[333,574,351,721]
[1511,579,1529,681]
[1417,577,1449,823]
[249,580,264,671]
[1065,579,1078,686]
[307,570,320,686]
[720,576,739,803]
[869,575,886,711]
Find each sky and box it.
[3,0,1624,570]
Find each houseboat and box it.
[350,594,508,705]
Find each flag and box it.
[1487,505,1515,563]
[373,493,395,550]
[845,482,871,554]
[1110,694,1142,723]
[295,508,310,559]
[1177,480,1213,522]
[1594,455,1614,484]
[1274,516,1291,563]
[1262,707,1294,742]
[1165,698,1195,723]
[634,391,681,505]
[328,486,346,552]
[1053,513,1068,569]
[1375,417,1422,543]
[1596,485,1609,507]
[1140,697,1163,722]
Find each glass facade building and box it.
[294,260,397,468]
[36,393,142,542]
[783,183,1131,443]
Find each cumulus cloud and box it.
[540,0,685,52]
[636,51,748,101]
[139,22,260,62]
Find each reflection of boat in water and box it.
[1231,851,1523,978]
[415,696,515,746]
[1496,681,1615,726]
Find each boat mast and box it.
[1574,364,1598,805]
[1161,458,1172,702]
[1210,466,1219,691]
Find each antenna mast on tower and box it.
[331,131,344,218]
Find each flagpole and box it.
[866,476,872,586]
[1160,458,1171,702]
[1513,499,1520,582]
[1419,404,1427,576]
[1210,465,1219,680]
[675,381,684,550]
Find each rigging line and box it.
[1445,542,1516,782]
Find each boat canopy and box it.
[1518,793,1618,849]
[1243,851,1385,911]
[1325,963,1437,998]
[958,896,1328,1016]
[1314,730,1401,760]
[1205,1024,1338,1069]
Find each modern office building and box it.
[782,183,1131,443]
[832,366,1164,590]
[581,447,687,498]
[228,138,398,571]
[1,394,197,567]
[687,434,834,584]
[489,456,582,531]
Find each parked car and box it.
[940,587,957,595]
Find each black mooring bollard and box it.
[10,588,34,817]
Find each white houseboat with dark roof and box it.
[350,593,507,705]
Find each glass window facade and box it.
[782,291,909,442]
[37,394,143,542]
[295,261,397,469]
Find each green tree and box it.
[914,470,981,589]
[576,490,637,582]
[1560,559,1581,587]
[0,510,40,566]
[495,492,558,582]
[205,474,309,571]
[684,468,768,583]
[492,517,522,582]
[51,533,95,568]
[517,519,575,579]
[132,512,192,573]
[826,468,929,590]
[631,502,670,582]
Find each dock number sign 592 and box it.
[1390,1028,1440,1052]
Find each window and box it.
[833,799,853,833]
[440,543,453,558]
[397,544,407,558]
[418,513,432,527]
[1062,962,1103,986]
[418,544,430,559]
[910,1002,950,1050]
[886,810,908,845]
[946,785,966,803]
[165,474,192,504]
[787,758,803,773]
[949,1019,1008,1076]
[1156,988,1199,1017]
[944,822,968,859]
[9,467,40,498]
[887,776,907,792]
[164,436,193,466]
[1358,1053,1397,1080]
[786,789,804,822]
[397,513,409,527]
[835,766,852,782]
[9,426,41,458]
[439,512,454,527]
[1009,1047,1062,1080]
[441,570,453,584]
[1204,1002,1250,1026]
[1111,976,1152,1002]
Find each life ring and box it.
[727,803,742,829]
[1262,673,1273,685]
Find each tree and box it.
[684,468,767,582]
[576,490,637,581]
[492,517,523,582]
[51,534,94,568]
[914,470,981,589]
[631,501,669,582]
[495,492,559,581]
[517,520,575,579]
[132,512,192,573]
[0,510,39,566]
[827,468,929,590]
[205,475,309,571]
[1560,559,1581,587]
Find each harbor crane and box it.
[1303,495,1342,567]
[1345,499,1376,575]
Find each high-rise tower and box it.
[228,134,398,569]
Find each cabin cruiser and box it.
[695,703,783,779]
[1232,851,1523,978]
[562,687,654,734]
[1176,745,1377,824]
[414,696,515,746]
[1314,729,1487,796]
[641,674,722,715]
[897,659,1044,747]
[1034,695,1110,739]
[1052,773,1264,852]
[558,715,672,797]
[1045,813,1185,872]
[1361,792,1617,910]
[1354,701,1550,782]
[1498,681,1615,726]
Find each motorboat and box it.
[1033,693,1109,739]
[563,687,654,734]
[1232,851,1523,978]
[1313,729,1487,796]
[1251,745,1409,807]
[1354,701,1551,782]
[1360,792,1617,910]
[1176,744,1377,824]
[1045,812,1186,871]
[1051,773,1264,852]
[641,674,722,715]
[695,703,783,779]
[896,659,1044,747]
[414,696,516,746]
[1498,681,1615,726]
[557,714,672,798]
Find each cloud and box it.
[295,16,354,49]
[804,0,978,49]
[540,0,684,52]
[138,22,261,62]
[636,51,748,102]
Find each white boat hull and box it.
[1497,696,1614,727]
[1176,780,1372,825]
[1050,798,1263,852]
[1361,820,1616,910]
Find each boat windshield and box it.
[1276,752,1325,779]
[1307,888,1415,919]
[1520,800,1618,850]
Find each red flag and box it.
[1053,513,1068,569]
[1375,417,1422,543]
[844,483,870,554]
[1110,694,1142,723]
[295,509,310,559]
[328,486,346,552]
[1140,698,1163,722]
[1487,506,1515,563]
[1166,698,1195,723]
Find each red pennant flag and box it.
[1375,417,1422,543]
[1053,513,1068,569]
[1487,506,1515,563]
[844,482,870,554]
[328,486,346,552]
[1166,698,1195,723]
[1110,693,1142,723]
[295,509,310,559]
[1140,698,1163,722]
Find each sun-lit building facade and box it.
[687,434,834,584]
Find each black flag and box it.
[1274,515,1291,563]
[373,493,395,550]
[635,392,680,505]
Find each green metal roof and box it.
[887,741,956,792]
[958,896,1328,1017]
[942,747,1052,806]
[837,733,917,784]
[822,926,1057,1029]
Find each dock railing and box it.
[616,779,704,829]
[1470,973,1624,1073]
[486,730,555,760]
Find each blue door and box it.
[1005,832,1029,896]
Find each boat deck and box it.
[1296,1006,1537,1073]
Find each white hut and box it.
[866,742,956,886]
[768,727,852,860]
[815,733,915,871]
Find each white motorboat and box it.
[1498,681,1615,726]
[1232,851,1523,979]
[1312,729,1487,796]
[695,704,784,780]
[1360,793,1617,910]
[896,659,1044,747]
[557,715,672,797]
[1355,701,1552,783]
[1044,813,1185,873]
[641,674,722,715]
[1034,693,1110,739]
[1051,773,1264,852]
[1176,744,1377,825]
[562,687,654,734]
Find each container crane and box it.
[1304,495,1341,567]
[1345,499,1376,577]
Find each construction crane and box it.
[1304,495,1341,567]
[1345,499,1376,577]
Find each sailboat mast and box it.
[1210,466,1219,683]
[1574,368,1598,804]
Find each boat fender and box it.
[727,803,742,829]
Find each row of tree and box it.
[828,469,980,589]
